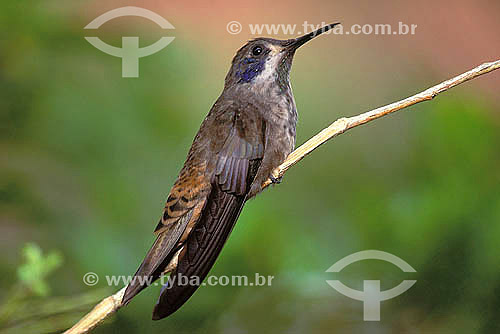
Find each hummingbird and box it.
[122,22,339,320]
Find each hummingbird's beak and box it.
[285,22,340,51]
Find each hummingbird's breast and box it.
[267,85,298,154]
[225,80,298,157]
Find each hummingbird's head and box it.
[224,22,339,91]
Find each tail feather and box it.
[122,211,193,305]
[152,187,246,319]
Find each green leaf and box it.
[17,243,63,297]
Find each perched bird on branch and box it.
[122,23,339,320]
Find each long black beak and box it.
[286,22,340,50]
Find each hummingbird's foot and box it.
[269,174,283,184]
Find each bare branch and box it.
[63,288,125,334]
[63,59,499,334]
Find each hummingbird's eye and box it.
[252,45,263,56]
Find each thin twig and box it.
[63,59,500,334]
[63,288,125,334]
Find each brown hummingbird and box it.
[122,23,339,320]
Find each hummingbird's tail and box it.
[121,235,177,305]
[152,187,246,320]
[122,212,193,306]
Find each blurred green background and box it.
[1,0,499,333]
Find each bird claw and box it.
[269,174,283,184]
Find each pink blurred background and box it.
[82,0,500,97]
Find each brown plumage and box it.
[122,23,339,319]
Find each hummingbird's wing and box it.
[151,104,265,319]
[123,102,265,318]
